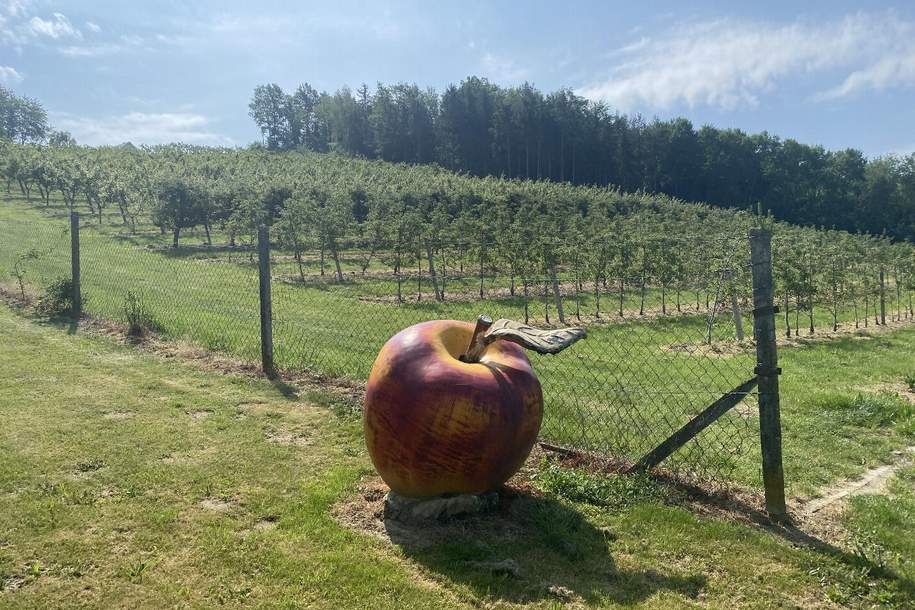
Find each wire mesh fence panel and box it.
[269,232,763,487]
[1,196,766,488]
[0,202,72,298]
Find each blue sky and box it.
[2,0,914,156]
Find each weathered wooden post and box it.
[70,211,81,317]
[749,229,787,521]
[257,225,275,378]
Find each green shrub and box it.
[123,291,156,338]
[35,277,79,317]
[10,248,43,298]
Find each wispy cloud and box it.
[26,12,81,40]
[3,1,32,18]
[52,111,234,146]
[480,52,529,85]
[0,65,22,83]
[85,20,101,33]
[820,50,915,99]
[59,43,122,57]
[578,13,915,111]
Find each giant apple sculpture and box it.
[364,316,584,498]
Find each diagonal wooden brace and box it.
[628,376,760,473]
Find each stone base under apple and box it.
[384,490,499,524]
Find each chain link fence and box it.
[0,198,776,496]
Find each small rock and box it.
[599,526,618,541]
[474,559,521,577]
[545,583,574,600]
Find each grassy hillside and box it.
[0,306,913,608]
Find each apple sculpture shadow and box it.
[364,316,585,498]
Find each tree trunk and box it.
[808,294,814,335]
[478,246,485,300]
[784,292,791,338]
[864,292,869,328]
[440,250,447,301]
[639,276,646,316]
[395,255,403,303]
[544,279,550,324]
[619,277,625,317]
[550,263,565,324]
[331,243,343,283]
[425,242,442,301]
[295,249,306,283]
[172,226,180,249]
[594,273,601,318]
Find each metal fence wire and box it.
[0,199,773,491]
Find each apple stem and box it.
[462,314,493,362]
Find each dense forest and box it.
[249,77,915,242]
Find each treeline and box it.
[0,86,74,146]
[2,142,914,330]
[249,77,915,242]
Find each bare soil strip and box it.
[795,447,915,518]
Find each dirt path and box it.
[795,446,915,518]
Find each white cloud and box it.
[26,12,81,39]
[0,64,22,83]
[3,1,32,17]
[52,111,234,146]
[480,52,529,85]
[59,43,122,57]
[60,34,155,58]
[821,50,915,99]
[85,20,101,33]
[578,13,915,111]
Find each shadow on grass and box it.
[382,490,706,605]
[270,377,299,399]
[665,477,915,601]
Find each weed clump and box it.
[35,277,79,317]
[123,290,157,338]
[903,374,915,393]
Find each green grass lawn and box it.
[0,305,913,608]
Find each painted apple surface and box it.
[364,319,544,498]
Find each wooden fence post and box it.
[749,229,787,521]
[70,211,81,317]
[258,225,275,378]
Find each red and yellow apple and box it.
[364,319,543,498]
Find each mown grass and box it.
[840,465,915,607]
[2,195,915,493]
[0,305,913,608]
